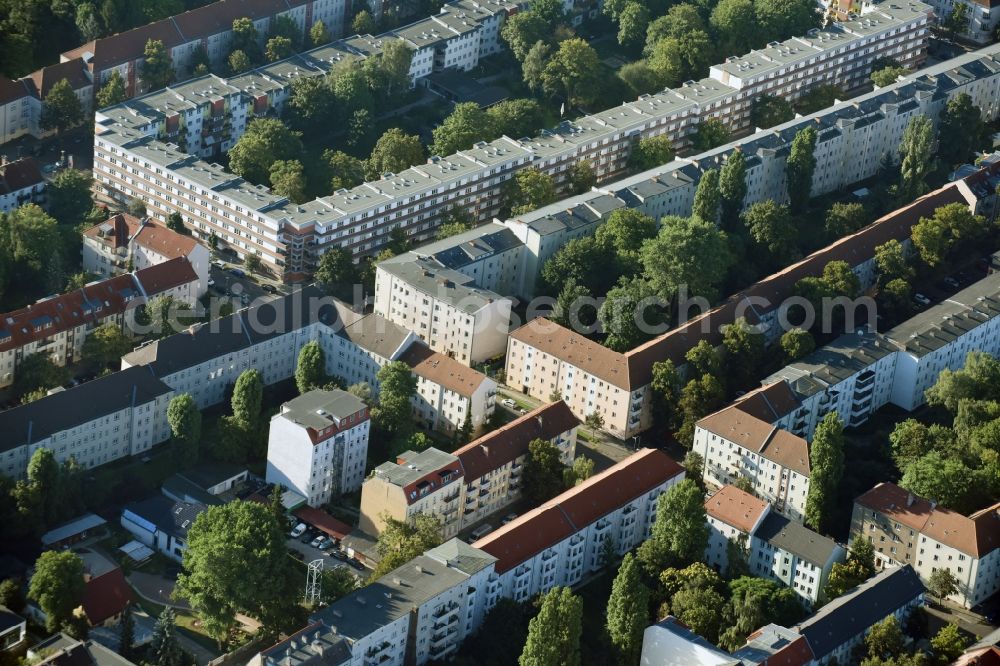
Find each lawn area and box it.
[131,594,220,653]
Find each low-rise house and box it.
[694,407,811,522]
[82,214,211,296]
[0,157,45,212]
[851,482,1000,608]
[0,607,26,652]
[0,366,174,479]
[359,401,579,538]
[162,463,248,505]
[81,568,133,627]
[473,448,685,603]
[29,633,137,666]
[266,389,370,507]
[705,485,844,605]
[40,514,108,550]
[121,495,204,562]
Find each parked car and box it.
[229,267,246,278]
[310,535,326,548]
[300,531,315,543]
[943,276,959,288]
[318,537,334,551]
[262,284,277,294]
[329,549,348,561]
[501,398,516,408]
[289,523,307,538]
[207,278,215,287]
[212,260,225,270]
[470,523,493,539]
[501,513,518,525]
[914,293,931,306]
[348,557,365,571]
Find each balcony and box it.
[429,642,457,661]
[364,641,391,660]
[443,491,460,503]
[432,602,460,620]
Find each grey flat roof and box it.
[378,259,500,313]
[339,313,411,360]
[372,447,459,488]
[1,366,173,452]
[755,513,840,567]
[424,538,497,576]
[280,389,366,429]
[765,330,894,398]
[40,513,108,546]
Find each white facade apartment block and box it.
[266,389,371,507]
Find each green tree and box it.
[148,607,183,666]
[926,351,1000,413]
[265,36,293,62]
[911,203,988,268]
[139,295,193,339]
[522,41,552,93]
[693,118,731,152]
[28,550,85,632]
[40,79,84,136]
[568,159,597,194]
[751,94,794,129]
[722,317,764,388]
[540,39,603,107]
[431,102,496,156]
[618,1,650,48]
[710,0,758,55]
[825,201,869,238]
[755,0,819,38]
[352,9,376,34]
[141,39,174,90]
[938,93,987,167]
[502,14,549,61]
[651,359,683,433]
[13,352,69,400]
[314,246,356,297]
[310,19,331,46]
[795,84,842,114]
[128,197,148,217]
[930,623,969,664]
[629,134,676,172]
[617,61,664,97]
[372,361,417,435]
[166,212,186,234]
[228,118,304,185]
[822,260,861,298]
[743,200,796,262]
[637,478,709,573]
[372,513,443,578]
[504,168,557,216]
[692,169,720,223]
[332,64,375,115]
[365,128,424,180]
[175,500,298,639]
[324,150,365,192]
[118,605,135,661]
[606,553,648,663]
[231,368,263,430]
[167,393,201,463]
[676,373,726,446]
[524,438,565,505]
[900,451,976,513]
[46,169,94,226]
[486,99,545,138]
[96,69,127,108]
[81,322,131,368]
[898,114,935,202]
[519,587,582,666]
[865,615,906,661]
[0,579,24,613]
[785,126,817,213]
[642,215,732,303]
[231,17,262,64]
[599,276,659,352]
[824,539,876,599]
[320,567,358,605]
[269,159,307,203]
[685,340,723,380]
[563,456,595,487]
[719,149,748,230]
[871,65,906,88]
[295,341,327,394]
[780,328,815,362]
[228,49,251,75]
[874,239,912,284]
[595,208,657,272]
[943,2,969,40]
[805,412,845,532]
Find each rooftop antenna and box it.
[306,558,323,605]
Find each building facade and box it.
[0,158,46,213]
[359,401,579,537]
[851,482,1000,608]
[266,388,371,506]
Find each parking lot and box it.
[287,522,369,581]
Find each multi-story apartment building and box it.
[266,388,371,506]
[0,366,175,479]
[399,343,496,436]
[704,485,844,605]
[851,482,1000,608]
[0,157,46,213]
[91,4,933,280]
[304,539,498,666]
[504,157,1000,438]
[766,264,1000,439]
[693,406,812,522]
[358,401,579,537]
[0,257,199,389]
[472,448,685,603]
[82,213,211,295]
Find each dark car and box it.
[229,267,246,278]
[262,284,277,294]
[329,549,348,561]
[348,558,365,571]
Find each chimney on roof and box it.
[481,444,490,456]
[907,493,915,507]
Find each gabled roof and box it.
[795,565,925,660]
[755,513,841,568]
[454,401,578,480]
[399,343,489,397]
[474,448,684,572]
[25,59,91,98]
[732,382,801,424]
[0,158,44,193]
[82,568,132,625]
[0,76,31,105]
[696,407,810,477]
[705,485,769,534]
[133,256,198,295]
[508,317,630,389]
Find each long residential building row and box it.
[0,287,495,479]
[359,400,579,538]
[0,256,200,389]
[374,43,1000,369]
[253,448,684,666]
[503,150,1000,438]
[91,2,932,280]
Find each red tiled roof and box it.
[955,646,1000,665]
[133,219,199,258]
[134,256,198,295]
[400,344,489,397]
[696,406,810,477]
[399,457,463,506]
[761,637,814,666]
[705,485,769,533]
[0,158,43,194]
[25,59,91,98]
[82,213,132,250]
[454,401,579,481]
[0,76,31,105]
[474,448,684,573]
[82,568,132,625]
[732,381,801,424]
[294,506,352,540]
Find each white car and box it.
[501,398,516,408]
[310,535,326,548]
[914,293,931,306]
[470,524,494,539]
[289,523,307,538]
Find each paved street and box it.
[925,600,997,639]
